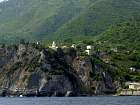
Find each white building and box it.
[71,44,76,48]
[85,50,90,55]
[126,82,140,90]
[36,41,39,45]
[129,67,136,72]
[87,45,92,50]
[128,83,140,90]
[85,45,94,55]
[49,41,58,50]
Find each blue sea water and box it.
[0,96,139,105]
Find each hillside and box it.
[95,18,140,81]
[55,0,140,41]
[97,17,140,51]
[0,0,91,43]
[0,0,140,43]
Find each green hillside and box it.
[95,18,140,81]
[55,0,140,41]
[97,17,140,51]
[0,0,91,43]
[0,0,140,43]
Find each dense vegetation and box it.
[0,0,92,43]
[55,0,140,41]
[95,18,140,82]
[0,0,140,82]
[0,1,139,96]
[0,0,140,43]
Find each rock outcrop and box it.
[0,44,117,96]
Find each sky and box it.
[0,0,8,3]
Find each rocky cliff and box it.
[0,43,118,96]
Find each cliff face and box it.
[0,44,117,96]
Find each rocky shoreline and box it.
[1,89,140,97]
[0,42,132,97]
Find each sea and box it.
[0,96,139,105]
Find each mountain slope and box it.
[0,0,91,43]
[97,17,140,51]
[0,0,140,43]
[55,0,140,41]
[95,18,140,81]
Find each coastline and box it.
[118,89,140,96]
[0,90,140,97]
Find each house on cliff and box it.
[85,45,94,55]
[126,82,140,90]
[49,41,58,51]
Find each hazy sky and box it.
[0,0,8,3]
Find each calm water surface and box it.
[0,96,139,105]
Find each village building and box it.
[126,82,140,90]
[85,45,94,55]
[49,41,58,51]
[36,41,39,45]
[71,44,76,48]
[129,67,136,72]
